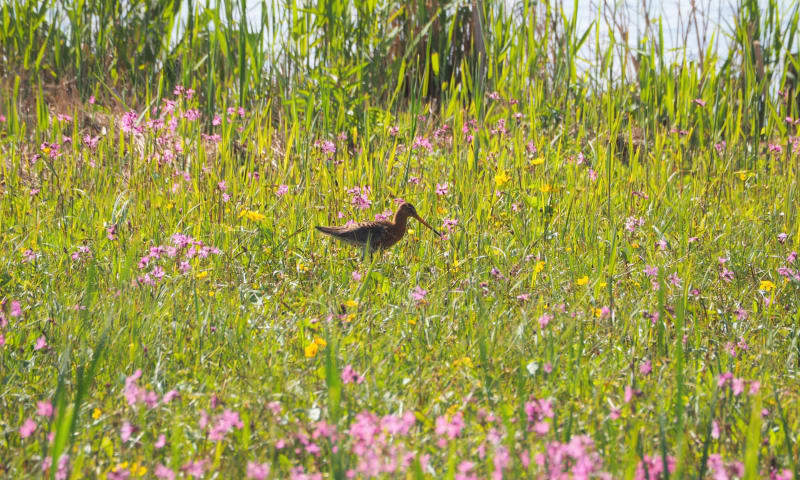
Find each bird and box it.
[315,202,441,252]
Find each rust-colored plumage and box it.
[316,202,440,251]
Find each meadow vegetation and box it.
[2,0,800,478]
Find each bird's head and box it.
[397,202,441,237]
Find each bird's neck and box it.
[393,210,410,229]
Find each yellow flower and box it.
[92,408,102,420]
[593,308,603,317]
[494,169,511,187]
[759,280,776,292]
[239,209,267,222]
[314,337,327,348]
[540,184,552,193]
[446,404,461,417]
[452,357,473,369]
[408,318,417,326]
[304,343,319,358]
[131,463,147,477]
[631,242,639,249]
[530,157,545,166]
[344,299,358,308]
[577,276,589,286]
[599,282,608,288]
[534,261,545,274]
[297,262,309,273]
[195,271,209,279]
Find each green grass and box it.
[2,0,800,478]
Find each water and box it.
[564,0,796,64]
[176,0,797,69]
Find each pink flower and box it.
[731,378,745,396]
[341,365,364,384]
[267,401,282,415]
[83,134,100,149]
[435,183,449,196]
[144,390,159,409]
[524,398,554,430]
[625,216,645,232]
[181,459,208,478]
[635,454,675,480]
[537,313,553,329]
[107,467,130,480]
[208,409,244,441]
[23,249,38,262]
[120,111,139,134]
[351,271,362,282]
[435,412,465,442]
[455,460,477,480]
[19,418,37,438]
[34,336,48,351]
[316,139,336,156]
[749,381,761,395]
[412,135,434,153]
[276,184,289,196]
[247,462,271,480]
[411,286,428,302]
[719,267,734,283]
[639,360,652,376]
[520,449,531,468]
[588,169,598,182]
[442,218,458,232]
[162,389,180,404]
[374,209,392,221]
[773,469,793,480]
[692,98,707,107]
[124,369,145,407]
[536,435,606,477]
[347,186,372,210]
[53,454,69,480]
[120,421,136,442]
[155,434,167,449]
[37,401,53,418]
[624,386,635,403]
[10,301,21,317]
[533,421,550,435]
[154,464,175,480]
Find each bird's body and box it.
[316,202,440,251]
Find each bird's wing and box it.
[315,222,391,247]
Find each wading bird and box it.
[316,202,440,252]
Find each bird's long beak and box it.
[413,214,442,237]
